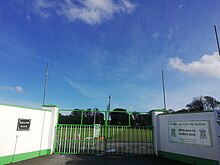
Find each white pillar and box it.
[151,110,166,156]
[43,105,59,154]
[213,107,220,165]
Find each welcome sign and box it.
[17,118,31,131]
[168,120,211,146]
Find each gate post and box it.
[104,110,108,154]
[43,105,59,154]
[151,109,166,156]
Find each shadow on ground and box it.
[9,154,190,165]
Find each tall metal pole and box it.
[214,25,220,56]
[162,70,167,110]
[42,63,49,106]
[107,95,111,125]
[40,63,49,156]
[108,95,111,111]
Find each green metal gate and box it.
[54,110,154,155]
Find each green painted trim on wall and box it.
[0,104,52,112]
[149,109,168,113]
[43,105,59,108]
[0,149,51,165]
[160,111,214,115]
[158,151,219,165]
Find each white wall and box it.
[157,112,219,162]
[0,104,58,158]
[43,106,59,154]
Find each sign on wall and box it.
[17,118,31,131]
[93,124,101,137]
[168,120,211,146]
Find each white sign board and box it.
[93,124,101,137]
[168,120,211,146]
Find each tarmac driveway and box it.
[8,154,190,165]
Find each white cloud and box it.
[32,0,56,18]
[0,97,41,108]
[0,86,24,93]
[167,26,178,39]
[30,0,136,25]
[152,32,159,38]
[178,4,183,9]
[66,78,104,98]
[15,86,24,93]
[169,52,220,79]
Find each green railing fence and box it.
[54,110,154,155]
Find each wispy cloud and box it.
[0,97,41,108]
[152,32,159,38]
[66,78,104,98]
[168,52,220,79]
[0,31,40,63]
[0,86,24,93]
[167,26,178,39]
[28,0,136,25]
[178,4,183,9]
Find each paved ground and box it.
[9,154,190,165]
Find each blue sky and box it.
[0,0,220,111]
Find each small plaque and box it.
[17,118,31,131]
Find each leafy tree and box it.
[186,96,219,112]
[58,108,105,125]
[58,113,69,124]
[204,96,219,110]
[69,110,82,124]
[94,112,104,125]
[130,112,151,126]
[110,108,129,125]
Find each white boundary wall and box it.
[154,111,220,165]
[0,104,58,164]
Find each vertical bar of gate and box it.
[115,127,117,153]
[150,127,154,153]
[69,125,72,153]
[108,125,110,151]
[137,126,139,154]
[146,127,149,154]
[118,127,120,154]
[123,126,126,154]
[149,127,151,154]
[141,127,143,154]
[73,126,77,154]
[92,125,95,153]
[83,126,86,153]
[133,126,135,154]
[55,124,60,153]
[102,125,105,153]
[59,126,63,153]
[128,126,130,154]
[104,111,108,154]
[64,125,68,153]
[88,126,90,153]
[78,125,82,153]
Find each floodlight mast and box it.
[107,95,111,124]
[42,63,49,106]
[40,63,49,156]
[162,70,167,110]
[214,25,220,56]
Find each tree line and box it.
[59,108,151,126]
[173,95,220,113]
[59,95,219,125]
